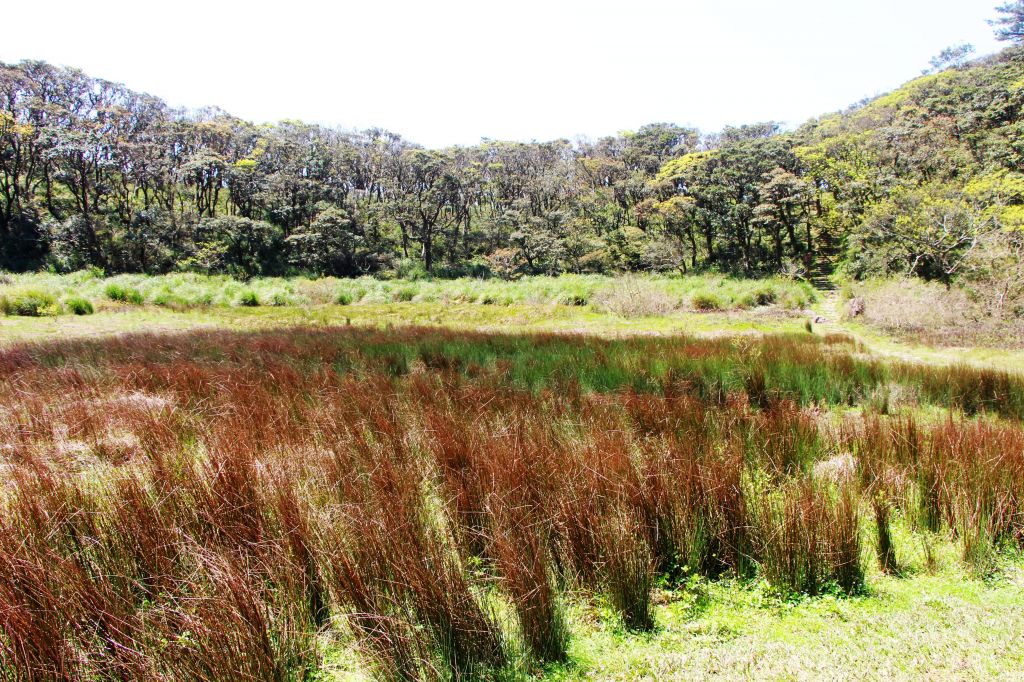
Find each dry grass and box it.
[589,277,677,318]
[843,277,1024,347]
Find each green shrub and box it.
[238,290,260,307]
[1,289,59,316]
[690,291,725,311]
[336,291,353,305]
[560,292,589,306]
[105,283,144,305]
[752,286,777,306]
[392,286,417,302]
[270,291,290,306]
[64,296,94,315]
[152,290,193,308]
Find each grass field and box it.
[1,276,1023,680]
[0,271,816,315]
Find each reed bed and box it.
[0,326,1021,679]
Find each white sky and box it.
[0,0,1005,147]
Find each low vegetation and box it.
[0,288,58,317]
[842,277,1024,347]
[1,326,1022,679]
[0,271,816,316]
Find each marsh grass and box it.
[0,271,816,316]
[0,325,1021,679]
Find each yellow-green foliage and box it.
[0,289,60,316]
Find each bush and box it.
[752,286,777,306]
[0,289,59,316]
[690,291,725,311]
[238,290,260,307]
[392,285,417,302]
[335,291,353,305]
[64,296,94,315]
[105,283,144,305]
[591,279,676,318]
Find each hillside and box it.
[796,47,1024,280]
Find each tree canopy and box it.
[2,39,1024,285]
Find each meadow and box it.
[1,317,1023,680]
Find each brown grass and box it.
[0,325,1021,677]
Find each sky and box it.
[0,0,1007,147]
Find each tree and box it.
[847,187,997,282]
[963,228,1024,318]
[621,123,698,175]
[286,205,370,276]
[388,149,460,273]
[926,44,975,73]
[991,2,1024,42]
[3,51,1024,289]
[753,168,810,267]
[182,216,282,278]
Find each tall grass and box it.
[0,325,1022,677]
[0,271,816,315]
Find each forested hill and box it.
[794,46,1024,281]
[1,46,1023,283]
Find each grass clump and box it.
[392,285,418,302]
[736,285,778,309]
[104,282,145,305]
[0,289,60,316]
[755,479,864,596]
[63,296,94,315]
[690,290,726,311]
[238,290,260,307]
[590,277,676,318]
